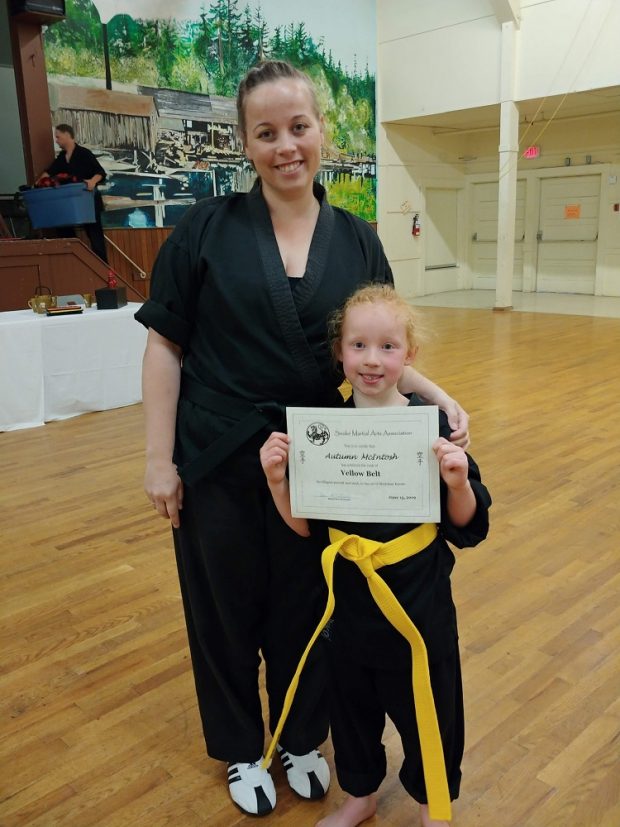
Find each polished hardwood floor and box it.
[1,306,619,827]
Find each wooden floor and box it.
[1,306,619,827]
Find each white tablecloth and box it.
[0,303,147,431]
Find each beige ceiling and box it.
[390,86,620,134]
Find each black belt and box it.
[178,376,298,485]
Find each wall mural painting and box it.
[42,0,377,228]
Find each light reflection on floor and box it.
[410,289,620,319]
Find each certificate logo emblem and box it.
[306,422,330,446]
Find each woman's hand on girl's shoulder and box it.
[444,401,470,449]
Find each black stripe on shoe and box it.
[306,770,327,800]
[254,785,274,816]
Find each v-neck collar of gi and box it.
[247,179,334,396]
[246,179,334,312]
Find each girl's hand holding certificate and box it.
[432,437,470,490]
[260,431,291,485]
[260,432,311,538]
[432,437,476,528]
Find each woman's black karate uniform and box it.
[46,144,108,262]
[135,181,393,762]
[322,396,491,804]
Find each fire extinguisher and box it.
[412,213,421,237]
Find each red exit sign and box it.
[523,145,541,159]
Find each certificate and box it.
[286,406,440,523]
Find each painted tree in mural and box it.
[43,0,104,75]
[44,0,374,150]
[43,0,377,219]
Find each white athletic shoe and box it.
[277,744,330,800]
[227,758,276,816]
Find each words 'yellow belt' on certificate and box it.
[263,521,452,822]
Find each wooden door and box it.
[535,175,600,294]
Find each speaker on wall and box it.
[9,0,66,24]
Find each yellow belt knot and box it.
[338,535,383,577]
[263,522,452,822]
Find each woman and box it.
[38,123,108,262]
[135,61,469,818]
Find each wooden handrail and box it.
[104,234,147,280]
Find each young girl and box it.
[260,285,491,826]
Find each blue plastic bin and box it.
[22,183,95,229]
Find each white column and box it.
[495,21,519,309]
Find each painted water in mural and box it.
[43,0,377,228]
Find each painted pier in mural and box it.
[42,0,377,228]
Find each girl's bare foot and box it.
[420,803,449,827]
[316,793,377,827]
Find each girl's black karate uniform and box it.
[46,144,108,262]
[135,182,393,762]
[321,396,491,804]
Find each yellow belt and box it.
[263,522,452,822]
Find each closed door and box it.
[536,175,599,294]
[471,180,525,290]
[425,188,458,270]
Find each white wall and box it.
[377,122,469,298]
[378,0,501,122]
[377,0,620,298]
[518,0,620,100]
[377,113,620,298]
[378,0,620,121]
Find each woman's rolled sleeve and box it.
[135,199,223,348]
[135,237,199,350]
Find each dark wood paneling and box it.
[0,237,144,311]
[2,263,41,304]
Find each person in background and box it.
[37,124,108,262]
[136,61,471,819]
